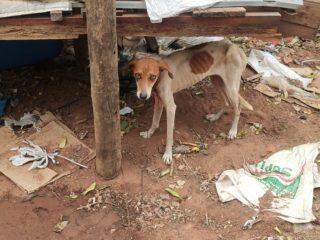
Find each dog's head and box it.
[130,58,173,100]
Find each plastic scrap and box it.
[9,140,88,170]
[5,112,40,131]
[242,212,261,230]
[216,143,320,223]
[120,106,133,115]
[248,49,312,88]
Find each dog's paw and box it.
[140,131,151,139]
[162,150,173,165]
[228,128,238,140]
[205,113,220,122]
[205,110,224,122]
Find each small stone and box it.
[219,132,227,139]
[173,145,190,154]
[159,194,170,201]
[110,228,116,234]
[178,164,185,171]
[299,115,307,120]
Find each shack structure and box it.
[0,0,319,179]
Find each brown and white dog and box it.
[130,39,252,164]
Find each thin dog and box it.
[130,39,253,164]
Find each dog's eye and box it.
[150,74,157,81]
[134,73,141,81]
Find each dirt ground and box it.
[1,37,320,240]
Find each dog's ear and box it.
[158,59,174,79]
[129,60,136,68]
[128,60,137,72]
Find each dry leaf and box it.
[66,192,78,200]
[254,83,280,98]
[82,182,96,196]
[165,187,182,200]
[59,137,67,149]
[160,168,171,177]
[54,216,69,233]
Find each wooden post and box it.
[86,0,121,179]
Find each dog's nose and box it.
[139,92,148,100]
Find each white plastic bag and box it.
[248,49,312,88]
[216,143,320,223]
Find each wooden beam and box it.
[278,0,320,39]
[193,7,246,18]
[86,0,122,179]
[0,12,281,40]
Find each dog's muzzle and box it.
[139,92,148,100]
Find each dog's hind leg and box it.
[223,46,244,139]
[205,76,228,122]
[140,95,163,139]
[225,84,240,140]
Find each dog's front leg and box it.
[162,94,176,165]
[140,95,163,139]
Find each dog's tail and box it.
[239,95,253,111]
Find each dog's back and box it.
[163,40,246,93]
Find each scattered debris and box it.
[243,73,262,83]
[9,140,88,170]
[248,49,312,88]
[291,67,314,77]
[165,187,182,200]
[78,130,88,140]
[237,129,248,139]
[254,83,280,98]
[82,182,97,196]
[120,106,133,115]
[21,193,38,202]
[216,143,320,223]
[66,192,78,200]
[0,112,94,193]
[242,213,261,230]
[249,122,264,135]
[54,216,69,233]
[173,143,206,154]
[173,145,190,154]
[176,180,186,188]
[5,112,40,132]
[10,140,59,170]
[59,137,67,149]
[159,168,171,177]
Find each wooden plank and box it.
[117,12,281,37]
[278,21,317,39]
[0,12,281,40]
[193,7,246,18]
[280,0,320,29]
[86,0,122,179]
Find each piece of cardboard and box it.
[0,111,94,193]
[0,151,58,194]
